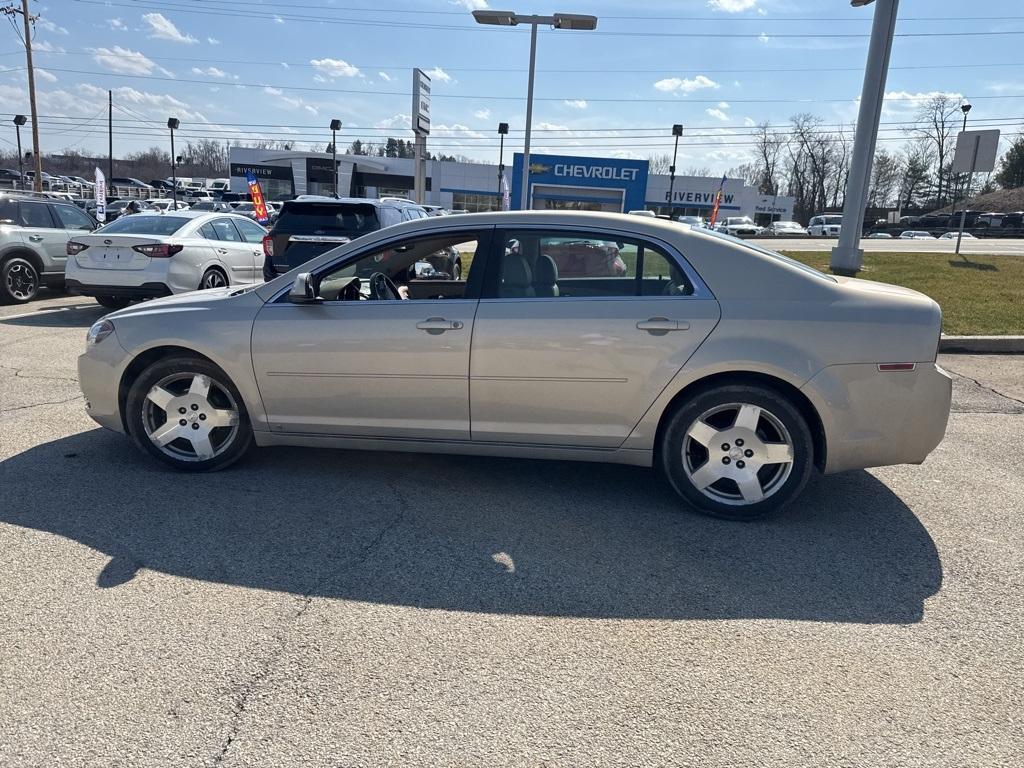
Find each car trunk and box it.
[71,234,167,270]
[268,202,380,274]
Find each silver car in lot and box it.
[78,211,952,519]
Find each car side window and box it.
[234,218,266,244]
[211,218,242,242]
[380,207,401,227]
[493,230,692,299]
[19,201,56,228]
[54,204,94,230]
[314,231,483,302]
[199,222,219,240]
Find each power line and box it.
[34,66,1024,104]
[69,0,1024,38]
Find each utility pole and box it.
[108,90,113,184]
[668,124,683,219]
[2,1,43,191]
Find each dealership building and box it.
[228,146,793,222]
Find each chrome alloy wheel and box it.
[201,269,227,289]
[141,373,240,462]
[682,402,795,506]
[5,260,38,301]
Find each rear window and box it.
[96,216,190,236]
[274,202,380,237]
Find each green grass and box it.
[780,251,1024,336]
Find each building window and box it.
[452,192,501,213]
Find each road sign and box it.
[952,129,1000,174]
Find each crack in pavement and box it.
[0,394,83,415]
[944,364,1024,412]
[209,486,410,766]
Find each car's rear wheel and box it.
[125,356,252,472]
[0,256,40,304]
[453,259,462,281]
[660,384,813,520]
[200,267,228,290]
[96,295,131,310]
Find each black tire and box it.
[0,255,40,304]
[96,295,132,310]
[453,259,462,281]
[659,384,814,520]
[199,267,228,290]
[125,355,253,472]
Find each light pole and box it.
[830,0,900,275]
[167,117,179,208]
[667,123,683,219]
[958,101,972,202]
[13,115,25,192]
[472,10,598,210]
[497,122,509,210]
[330,119,341,197]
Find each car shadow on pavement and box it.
[0,304,107,328]
[0,429,942,624]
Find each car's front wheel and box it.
[125,356,252,471]
[0,255,40,304]
[659,384,814,520]
[96,295,131,310]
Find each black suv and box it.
[262,196,462,281]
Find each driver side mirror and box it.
[288,272,320,304]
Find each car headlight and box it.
[86,319,115,346]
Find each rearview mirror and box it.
[288,272,320,304]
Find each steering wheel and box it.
[369,271,401,301]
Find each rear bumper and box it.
[802,362,953,474]
[66,279,171,299]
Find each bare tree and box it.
[868,148,903,208]
[907,94,960,208]
[680,166,711,177]
[647,153,671,174]
[751,121,786,195]
[899,140,933,210]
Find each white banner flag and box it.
[94,167,106,223]
[500,171,510,212]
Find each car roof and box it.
[289,195,422,208]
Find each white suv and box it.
[807,214,842,237]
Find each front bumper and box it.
[78,332,131,434]
[66,279,171,299]
[802,362,953,474]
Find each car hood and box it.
[105,285,261,319]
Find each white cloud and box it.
[109,18,127,31]
[273,15,285,24]
[310,58,360,78]
[90,46,173,77]
[33,41,64,53]
[450,0,490,9]
[716,101,730,109]
[376,113,411,130]
[378,71,392,82]
[743,117,756,127]
[758,33,770,44]
[38,18,68,34]
[191,66,237,80]
[207,37,221,45]
[473,108,491,119]
[263,87,283,97]
[563,99,587,109]
[425,67,452,83]
[707,0,757,11]
[653,75,719,94]
[35,68,57,83]
[434,123,486,139]
[706,108,729,121]
[142,13,198,44]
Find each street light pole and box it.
[668,124,683,218]
[13,115,26,192]
[958,101,972,202]
[830,0,900,275]
[472,10,598,210]
[330,119,342,197]
[167,118,179,208]
[498,122,509,210]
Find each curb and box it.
[939,336,1024,353]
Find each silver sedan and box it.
[78,211,952,519]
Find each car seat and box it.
[532,254,559,297]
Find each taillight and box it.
[132,243,183,258]
[67,241,88,255]
[262,234,274,259]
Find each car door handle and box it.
[216,248,229,255]
[636,317,690,333]
[28,235,43,242]
[416,317,464,333]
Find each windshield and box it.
[821,215,842,225]
[275,202,380,236]
[700,228,836,282]
[726,217,753,225]
[95,216,190,236]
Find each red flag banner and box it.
[708,174,727,228]
[245,172,270,225]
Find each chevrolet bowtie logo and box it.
[528,163,551,174]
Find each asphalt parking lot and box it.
[1,293,1022,767]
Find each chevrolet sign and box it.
[554,164,639,182]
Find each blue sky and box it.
[1,0,1022,172]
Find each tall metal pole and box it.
[520,21,538,210]
[108,90,113,186]
[954,134,980,257]
[668,126,682,218]
[830,0,900,275]
[498,132,505,206]
[20,0,42,192]
[170,128,177,209]
[15,124,23,191]
[332,128,338,196]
